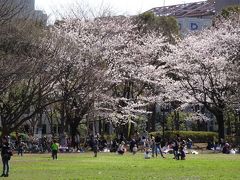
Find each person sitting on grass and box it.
[117,141,125,155]
[1,136,13,177]
[51,140,59,160]
[144,149,151,159]
[222,143,230,154]
[132,144,138,155]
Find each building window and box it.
[53,125,59,134]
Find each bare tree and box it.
[0,20,65,136]
[0,0,33,25]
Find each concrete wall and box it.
[177,17,212,34]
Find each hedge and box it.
[149,131,218,143]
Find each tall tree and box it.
[54,16,172,138]
[134,12,179,43]
[164,14,240,140]
[0,20,63,136]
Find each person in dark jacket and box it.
[155,134,165,158]
[90,136,99,157]
[173,135,181,160]
[130,138,137,152]
[17,140,24,156]
[1,136,13,177]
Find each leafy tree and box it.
[221,5,240,18]
[134,12,179,43]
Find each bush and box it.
[103,134,116,142]
[149,131,218,143]
[225,136,240,147]
[10,132,29,141]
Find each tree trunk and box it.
[174,111,180,131]
[1,125,10,137]
[150,104,156,132]
[146,104,155,132]
[59,102,66,146]
[70,123,78,148]
[235,114,240,136]
[226,114,231,135]
[162,111,165,138]
[215,111,225,141]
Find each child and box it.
[1,136,13,177]
[132,144,138,155]
[144,149,151,159]
[179,146,186,160]
[18,140,24,156]
[51,140,59,160]
[91,136,99,157]
[117,141,125,155]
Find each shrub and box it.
[10,132,29,141]
[149,131,218,143]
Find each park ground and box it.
[3,152,240,180]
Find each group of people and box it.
[206,138,239,154]
[129,134,166,158]
[7,131,236,177]
[0,135,59,177]
[129,134,187,160]
[14,135,54,154]
[172,134,186,160]
[0,132,187,177]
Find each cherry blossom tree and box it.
[53,15,174,138]
[164,14,240,140]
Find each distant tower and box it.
[5,0,35,13]
[215,0,240,12]
[20,0,35,11]
[25,0,35,10]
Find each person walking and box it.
[92,136,99,157]
[1,136,13,177]
[17,140,24,156]
[172,135,181,160]
[150,135,156,157]
[155,134,165,158]
[51,140,59,160]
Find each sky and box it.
[35,0,206,21]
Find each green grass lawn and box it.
[3,152,240,180]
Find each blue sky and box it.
[35,0,205,20]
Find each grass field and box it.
[3,152,240,180]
